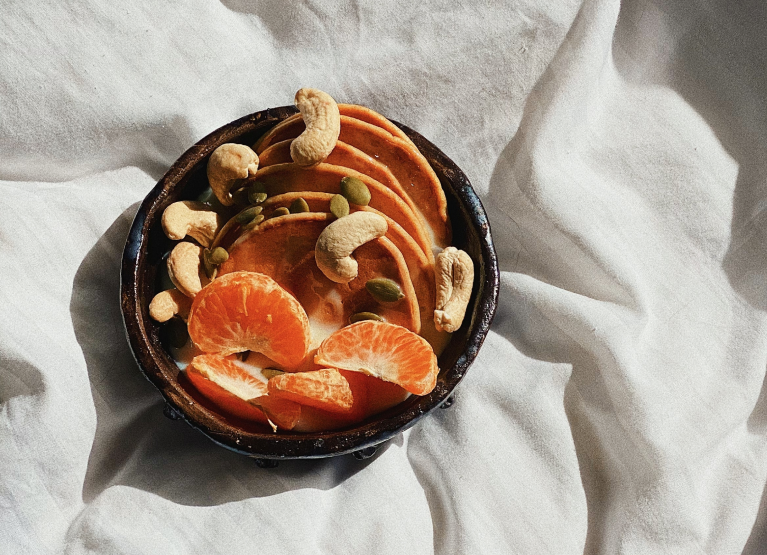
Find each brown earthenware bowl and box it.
[121,105,499,463]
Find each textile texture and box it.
[1,0,766,553]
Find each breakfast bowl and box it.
[120,101,499,464]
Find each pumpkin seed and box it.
[340,176,371,206]
[330,194,350,218]
[262,368,285,380]
[349,311,384,324]
[248,182,268,204]
[242,214,265,230]
[202,248,216,279]
[289,197,310,213]
[365,278,405,303]
[271,207,290,218]
[208,247,229,265]
[235,206,263,225]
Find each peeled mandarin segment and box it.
[314,321,439,396]
[252,163,432,261]
[187,271,311,368]
[268,368,354,414]
[185,354,270,423]
[218,213,421,340]
[248,395,302,430]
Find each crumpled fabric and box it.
[2,1,767,553]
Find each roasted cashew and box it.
[167,241,208,297]
[433,247,474,333]
[290,88,341,167]
[149,289,192,322]
[161,201,223,247]
[315,212,387,283]
[206,143,259,206]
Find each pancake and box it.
[218,212,421,347]
[254,114,451,250]
[259,138,421,223]
[259,192,449,353]
[250,163,433,261]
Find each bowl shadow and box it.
[71,204,393,507]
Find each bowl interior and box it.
[121,106,499,459]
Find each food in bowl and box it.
[147,88,475,433]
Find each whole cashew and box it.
[149,289,192,322]
[207,143,259,206]
[433,247,474,333]
[161,201,223,247]
[290,88,341,167]
[315,212,388,283]
[167,241,208,297]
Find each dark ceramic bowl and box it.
[121,105,499,463]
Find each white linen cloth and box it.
[2,0,766,553]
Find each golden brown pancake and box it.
[218,213,421,346]
[253,114,451,249]
[259,138,421,224]
[251,163,433,261]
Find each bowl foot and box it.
[352,446,378,460]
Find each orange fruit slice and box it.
[315,321,439,395]
[188,271,311,368]
[268,368,353,413]
[252,163,432,260]
[337,103,414,145]
[218,213,421,342]
[185,354,301,429]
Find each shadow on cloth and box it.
[70,204,386,507]
[613,0,767,549]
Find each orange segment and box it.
[185,354,301,430]
[315,321,439,395]
[268,368,353,414]
[218,213,421,342]
[252,163,432,260]
[188,271,311,368]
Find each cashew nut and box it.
[149,289,192,322]
[290,88,341,167]
[315,212,387,283]
[433,247,474,333]
[206,143,259,206]
[167,241,209,297]
[161,201,223,247]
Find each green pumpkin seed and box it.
[349,311,384,324]
[271,207,290,218]
[235,206,263,225]
[262,368,285,380]
[164,317,189,348]
[340,176,371,206]
[365,278,405,303]
[248,182,268,204]
[208,247,229,265]
[289,197,310,213]
[242,214,265,230]
[330,194,350,218]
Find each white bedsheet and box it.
[2,1,767,553]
